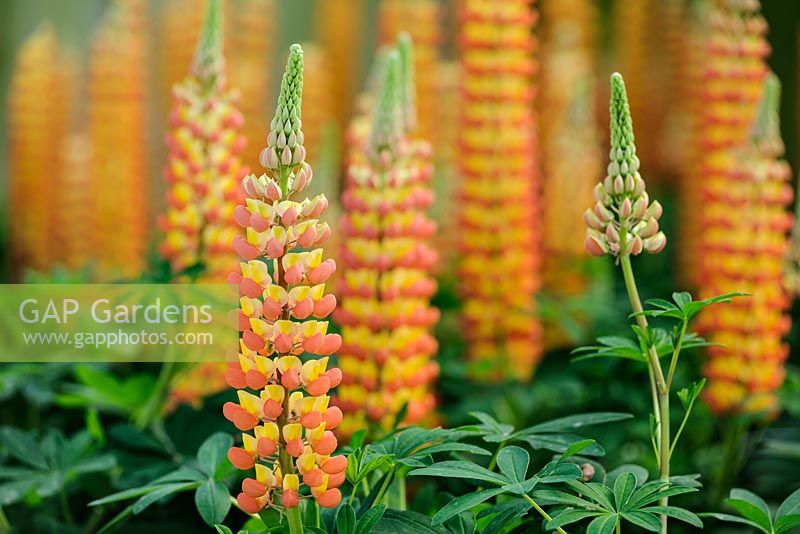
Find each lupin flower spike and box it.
[584,73,666,258]
[335,37,439,437]
[226,44,345,514]
[159,0,247,280]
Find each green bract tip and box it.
[397,32,417,132]
[192,0,223,82]
[263,44,306,171]
[609,72,639,171]
[369,51,404,163]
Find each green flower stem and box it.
[619,254,670,534]
[522,494,568,534]
[285,506,304,534]
[665,319,687,390]
[616,518,622,534]
[487,441,506,473]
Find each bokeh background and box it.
[0,0,799,532]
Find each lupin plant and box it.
[580,73,736,533]
[458,0,542,381]
[158,0,247,281]
[224,45,346,525]
[89,0,148,278]
[698,73,793,414]
[336,39,439,438]
[7,24,72,276]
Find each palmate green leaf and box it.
[355,504,386,534]
[410,461,509,486]
[532,489,604,511]
[682,292,748,320]
[469,412,515,442]
[195,479,231,526]
[69,454,116,476]
[571,336,647,363]
[521,434,606,457]
[606,465,648,489]
[131,482,199,515]
[668,473,702,489]
[642,506,703,528]
[547,510,602,530]
[431,487,506,526]
[621,511,661,531]
[336,503,357,534]
[374,509,450,533]
[727,488,773,532]
[677,380,706,411]
[700,512,768,533]
[197,432,233,479]
[0,427,48,469]
[586,514,618,534]
[444,508,476,534]
[538,462,582,484]
[560,439,596,460]
[564,481,616,511]
[497,446,529,483]
[777,487,800,519]
[613,472,637,511]
[521,413,633,434]
[477,499,530,534]
[421,443,491,456]
[775,514,800,533]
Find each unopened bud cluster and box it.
[584,73,666,259]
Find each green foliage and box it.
[0,427,115,506]
[89,432,234,531]
[537,472,702,532]
[702,487,800,534]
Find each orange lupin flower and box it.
[7,25,72,276]
[698,72,793,415]
[457,0,542,381]
[88,0,149,278]
[226,0,276,171]
[539,0,601,346]
[158,0,248,281]
[335,40,440,437]
[378,0,440,143]
[224,45,345,513]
